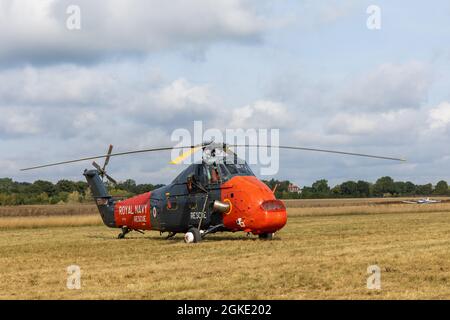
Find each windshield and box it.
[171,162,255,185]
[224,163,254,176]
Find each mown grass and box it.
[0,204,97,217]
[0,202,450,299]
[283,197,450,208]
[0,215,101,229]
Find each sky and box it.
[1,0,450,186]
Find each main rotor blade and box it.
[20,142,405,172]
[231,145,406,162]
[20,146,189,171]
[103,144,113,170]
[169,146,202,164]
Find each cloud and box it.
[267,61,433,120]
[0,65,119,106]
[326,109,422,138]
[339,61,433,111]
[428,101,450,130]
[0,108,41,136]
[229,100,292,129]
[0,62,295,182]
[327,114,377,135]
[0,0,267,66]
[0,64,224,137]
[147,78,216,114]
[0,1,448,188]
[309,0,359,25]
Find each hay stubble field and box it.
[1,199,450,299]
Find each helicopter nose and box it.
[258,200,287,233]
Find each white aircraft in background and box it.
[402,198,442,204]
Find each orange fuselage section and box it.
[221,176,287,234]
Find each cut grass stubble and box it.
[1,200,450,299]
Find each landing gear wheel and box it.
[259,233,274,240]
[118,227,130,239]
[166,232,177,240]
[184,227,202,243]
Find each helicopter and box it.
[21,141,405,243]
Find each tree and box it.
[331,185,341,196]
[340,181,358,196]
[75,181,89,195]
[356,180,371,197]
[32,180,57,196]
[117,179,137,193]
[56,180,76,193]
[0,178,14,193]
[434,181,449,195]
[300,186,314,199]
[373,176,395,196]
[67,191,82,203]
[394,181,406,196]
[416,183,433,195]
[404,181,416,195]
[311,179,330,197]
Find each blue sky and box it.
[1,0,450,186]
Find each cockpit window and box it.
[218,164,230,180]
[236,163,254,175]
[225,163,254,176]
[172,162,255,185]
[225,163,238,175]
[209,166,220,184]
[201,164,228,184]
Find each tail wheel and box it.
[259,233,274,240]
[184,227,202,243]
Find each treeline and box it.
[0,178,164,206]
[263,177,450,199]
[1,176,448,205]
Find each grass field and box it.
[1,200,450,299]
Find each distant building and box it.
[288,183,302,194]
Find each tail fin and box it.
[83,169,116,228]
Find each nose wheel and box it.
[184,227,202,243]
[259,233,275,240]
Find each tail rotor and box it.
[92,145,117,185]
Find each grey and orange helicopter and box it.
[21,142,405,243]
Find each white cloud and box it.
[150,78,214,112]
[229,100,291,128]
[428,101,450,130]
[339,61,432,111]
[72,111,98,129]
[327,114,377,135]
[0,0,267,66]
[0,64,223,134]
[0,108,41,136]
[0,65,118,106]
